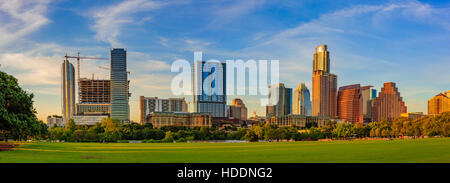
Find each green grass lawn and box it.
[1,138,449,163]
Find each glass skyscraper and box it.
[266,83,292,117]
[61,58,75,122]
[193,61,227,118]
[110,48,129,122]
[361,85,376,122]
[293,82,311,116]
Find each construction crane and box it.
[64,52,108,82]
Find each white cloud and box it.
[0,52,61,86]
[134,59,171,72]
[159,36,169,47]
[0,0,51,47]
[90,0,165,46]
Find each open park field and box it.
[0,138,449,163]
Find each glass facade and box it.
[266,83,292,117]
[193,61,227,117]
[110,48,129,122]
[61,59,75,122]
[293,82,312,116]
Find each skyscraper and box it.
[293,82,311,116]
[371,82,407,122]
[110,48,129,122]
[193,61,226,118]
[312,45,337,117]
[337,84,362,123]
[266,83,292,117]
[61,58,75,122]
[428,90,450,115]
[361,85,376,122]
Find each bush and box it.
[117,140,129,143]
[176,138,186,143]
[186,136,195,142]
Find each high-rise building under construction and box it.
[76,78,111,116]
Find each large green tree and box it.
[0,71,45,141]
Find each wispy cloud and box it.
[90,0,165,46]
[208,0,266,28]
[0,0,51,47]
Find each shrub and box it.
[176,138,186,143]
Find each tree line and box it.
[43,111,449,143]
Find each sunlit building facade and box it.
[139,96,188,124]
[266,115,330,128]
[145,112,212,128]
[312,45,337,118]
[371,82,407,122]
[293,82,311,116]
[337,84,363,123]
[400,112,425,120]
[428,90,450,115]
[227,98,248,120]
[61,58,75,122]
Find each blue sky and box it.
[0,0,449,122]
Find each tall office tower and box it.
[110,48,129,122]
[61,58,75,122]
[266,83,292,117]
[293,82,312,116]
[361,85,377,122]
[428,90,450,115]
[140,96,188,124]
[193,61,226,118]
[312,45,337,117]
[337,84,362,123]
[227,98,248,120]
[371,82,407,122]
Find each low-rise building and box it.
[401,112,425,120]
[428,90,450,115]
[139,96,188,124]
[266,115,330,128]
[72,115,108,126]
[47,116,64,127]
[76,103,111,115]
[145,112,211,128]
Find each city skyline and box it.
[0,0,449,122]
